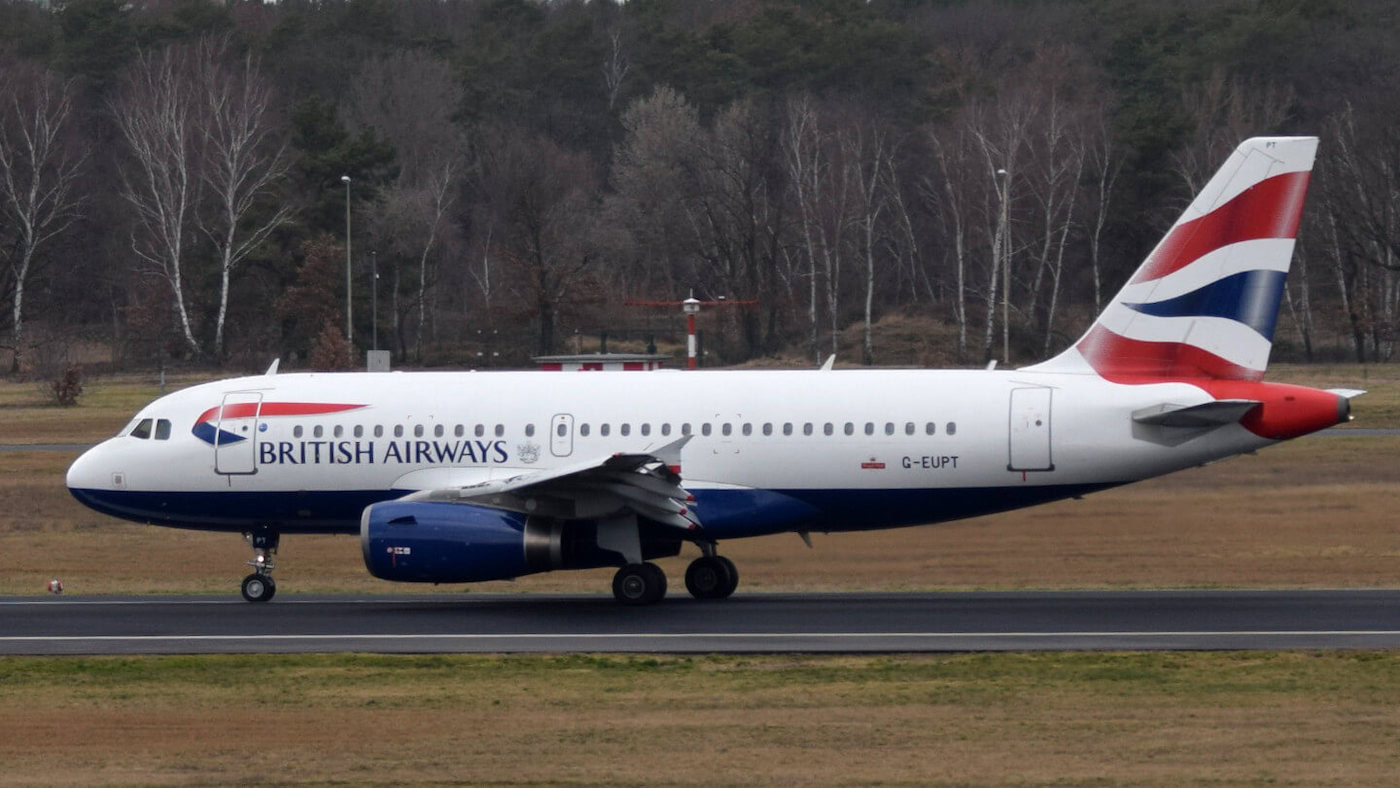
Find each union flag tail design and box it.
[1028,136,1318,382]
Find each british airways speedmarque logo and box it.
[191,402,366,446]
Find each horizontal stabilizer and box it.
[1132,399,1260,428]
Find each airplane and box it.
[66,136,1360,605]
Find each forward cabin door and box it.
[550,413,574,457]
[1007,387,1054,472]
[215,391,262,475]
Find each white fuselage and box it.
[66,367,1271,539]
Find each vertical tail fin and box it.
[1028,136,1318,382]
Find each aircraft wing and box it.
[398,436,699,531]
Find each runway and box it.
[3,590,1399,655]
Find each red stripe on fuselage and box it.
[1131,170,1311,284]
[195,402,366,424]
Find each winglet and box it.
[820,355,835,371]
[646,434,692,468]
[264,358,280,376]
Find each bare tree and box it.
[0,63,85,373]
[350,51,464,360]
[112,44,202,358]
[840,121,889,365]
[1173,70,1295,194]
[1083,116,1121,314]
[193,36,292,360]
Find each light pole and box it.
[995,167,1010,365]
[371,250,378,352]
[341,175,352,348]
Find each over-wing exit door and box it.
[550,413,574,457]
[1008,387,1054,472]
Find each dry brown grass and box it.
[1,652,1399,785]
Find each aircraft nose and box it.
[66,442,110,492]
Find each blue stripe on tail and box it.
[1124,269,1286,339]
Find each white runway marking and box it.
[4,631,1400,643]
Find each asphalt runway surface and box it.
[3,590,1400,655]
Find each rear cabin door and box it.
[550,413,574,457]
[215,391,262,475]
[1007,387,1054,472]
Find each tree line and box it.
[2,0,1398,376]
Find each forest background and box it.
[2,0,1399,379]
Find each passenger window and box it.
[413,425,423,438]
[354,425,364,438]
[783,423,793,436]
[314,425,324,438]
[824,423,834,436]
[905,422,915,436]
[721,423,731,436]
[762,423,772,436]
[394,425,404,438]
[293,425,303,439]
[661,423,672,436]
[682,423,692,436]
[843,422,854,436]
[742,423,753,436]
[131,419,152,439]
[154,419,171,440]
[495,424,504,437]
[434,425,444,438]
[804,423,813,436]
[580,423,590,437]
[864,422,875,436]
[946,422,957,436]
[525,424,535,437]
[374,425,384,438]
[334,425,344,438]
[701,424,712,436]
[925,422,936,435]
[475,425,485,437]
[557,423,567,437]
[885,422,895,436]
[621,423,631,437]
[454,424,464,438]
[641,423,651,436]
[601,424,611,437]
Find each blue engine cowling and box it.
[361,501,682,584]
[361,501,542,583]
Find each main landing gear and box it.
[240,529,279,603]
[609,544,739,605]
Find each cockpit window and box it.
[154,419,172,440]
[130,418,153,439]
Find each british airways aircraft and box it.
[67,137,1358,604]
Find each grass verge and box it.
[2,651,1399,785]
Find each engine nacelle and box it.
[362,501,544,583]
[360,501,682,584]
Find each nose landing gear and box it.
[241,529,279,602]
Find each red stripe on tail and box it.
[1131,171,1310,284]
[1077,325,1263,383]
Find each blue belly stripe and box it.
[69,484,1118,538]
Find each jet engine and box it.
[360,500,680,584]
